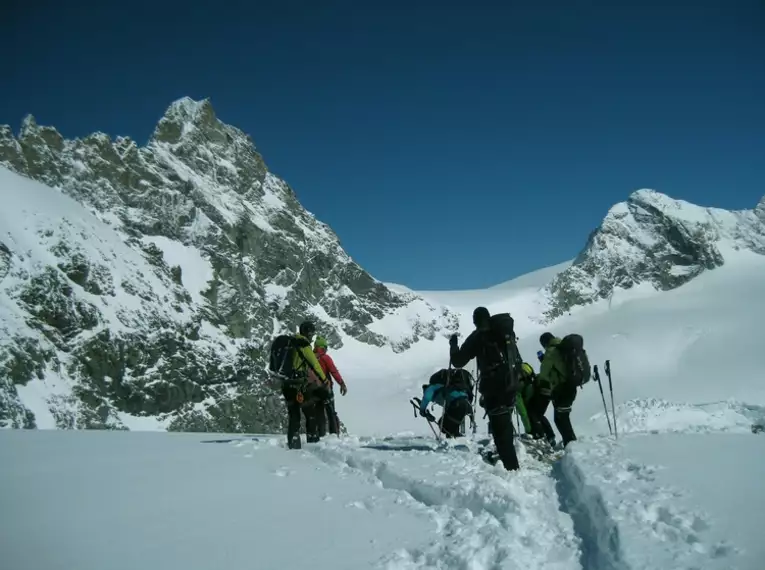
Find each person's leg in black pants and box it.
[529,391,556,445]
[303,402,320,443]
[326,398,340,435]
[551,383,578,447]
[482,384,519,471]
[282,386,303,449]
[315,400,327,438]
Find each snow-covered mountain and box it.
[544,188,765,319]
[0,98,457,432]
[2,96,764,437]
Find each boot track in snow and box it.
[307,437,586,569]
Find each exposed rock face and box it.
[544,189,765,319]
[0,97,458,431]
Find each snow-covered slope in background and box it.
[335,247,765,439]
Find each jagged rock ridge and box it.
[544,188,765,319]
[0,97,458,431]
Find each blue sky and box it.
[3,0,764,290]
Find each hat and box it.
[539,332,554,348]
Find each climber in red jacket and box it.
[313,336,347,435]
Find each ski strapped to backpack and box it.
[557,333,591,387]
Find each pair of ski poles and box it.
[593,360,618,438]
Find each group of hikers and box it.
[269,321,348,449]
[269,306,589,471]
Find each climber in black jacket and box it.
[449,307,520,471]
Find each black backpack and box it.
[269,335,310,381]
[486,313,523,393]
[429,368,475,401]
[557,334,591,387]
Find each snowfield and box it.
[1,425,761,570]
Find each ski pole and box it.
[593,365,613,435]
[605,360,617,439]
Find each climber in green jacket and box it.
[535,333,578,446]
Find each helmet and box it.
[521,362,534,377]
[314,336,328,349]
[299,320,316,337]
[539,332,554,348]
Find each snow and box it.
[622,433,765,570]
[1,428,761,569]
[559,435,757,570]
[588,398,765,436]
[263,282,292,310]
[141,235,214,305]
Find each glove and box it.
[339,382,347,396]
[449,333,459,347]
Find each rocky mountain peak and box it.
[151,97,222,145]
[544,188,765,319]
[0,97,458,432]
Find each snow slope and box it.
[330,247,765,440]
[1,427,760,570]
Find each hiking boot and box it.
[288,435,302,450]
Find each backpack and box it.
[487,313,523,393]
[269,335,310,381]
[429,368,474,401]
[557,334,591,387]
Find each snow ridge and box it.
[589,397,765,435]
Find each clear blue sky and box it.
[3,0,764,290]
